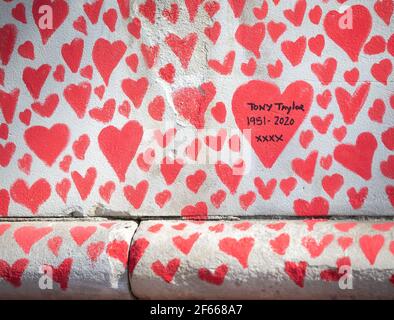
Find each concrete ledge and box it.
[0,221,137,299]
[1,219,393,299]
[129,220,394,299]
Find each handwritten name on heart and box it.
[232,80,313,168]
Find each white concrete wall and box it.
[0,0,392,218]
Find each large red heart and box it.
[24,123,69,167]
[324,5,371,62]
[32,0,69,45]
[232,80,313,168]
[98,121,143,182]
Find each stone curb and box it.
[130,220,394,299]
[1,219,393,299]
[0,221,137,299]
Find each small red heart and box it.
[155,190,171,208]
[284,261,308,288]
[270,233,290,256]
[55,178,70,203]
[72,134,90,160]
[159,63,175,83]
[18,41,35,60]
[292,150,318,183]
[181,202,208,220]
[368,99,386,123]
[204,22,221,44]
[198,264,228,285]
[83,0,103,24]
[210,190,226,209]
[14,226,53,253]
[148,96,165,121]
[106,240,129,267]
[99,181,115,204]
[334,132,377,181]
[186,170,206,194]
[12,3,27,24]
[279,177,297,197]
[11,179,51,214]
[239,191,256,211]
[219,237,254,268]
[17,153,32,175]
[293,197,329,216]
[165,33,198,69]
[70,226,97,247]
[151,259,180,283]
[322,174,344,199]
[281,36,306,66]
[71,167,97,200]
[172,232,200,255]
[123,180,149,209]
[61,38,84,73]
[103,8,117,32]
[347,187,368,210]
[235,23,265,58]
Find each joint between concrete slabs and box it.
[126,220,141,300]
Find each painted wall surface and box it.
[0,0,393,218]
